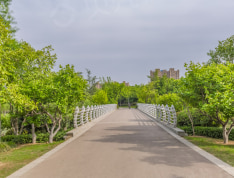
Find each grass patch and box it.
[0,142,12,152]
[185,136,234,166]
[0,141,63,178]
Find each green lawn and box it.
[185,136,234,166]
[0,141,63,178]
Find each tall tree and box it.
[207,35,234,64]
[181,62,234,143]
[92,90,108,104]
[0,0,17,33]
[136,83,158,104]
[38,65,87,143]
[86,69,98,96]
[121,85,131,107]
[101,78,124,104]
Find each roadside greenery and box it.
[180,62,234,143]
[1,131,66,144]
[0,0,233,145]
[0,141,62,178]
[181,126,234,140]
[185,136,234,167]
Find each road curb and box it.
[139,111,234,177]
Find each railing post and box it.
[171,105,177,128]
[161,104,166,123]
[90,105,93,120]
[137,103,177,128]
[93,105,96,119]
[154,104,157,119]
[86,106,90,122]
[101,105,104,116]
[80,106,85,125]
[156,104,159,120]
[74,106,79,128]
[96,105,99,118]
[71,104,117,129]
[165,104,170,124]
[158,104,162,121]
[151,104,153,117]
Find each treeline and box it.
[1,1,233,145]
[129,36,233,144]
[0,1,131,144]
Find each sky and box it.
[10,0,234,85]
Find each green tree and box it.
[17,45,57,142]
[86,69,98,96]
[207,35,234,64]
[136,83,158,104]
[101,78,124,104]
[181,62,234,143]
[38,65,87,143]
[120,85,131,107]
[157,93,183,111]
[148,70,180,95]
[92,90,108,104]
[0,17,39,140]
[0,0,17,33]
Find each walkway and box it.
[10,109,233,178]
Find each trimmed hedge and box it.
[37,131,67,142]
[2,135,32,144]
[180,126,234,140]
[1,131,66,144]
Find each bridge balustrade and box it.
[137,103,177,128]
[73,104,117,128]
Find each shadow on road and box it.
[88,110,209,168]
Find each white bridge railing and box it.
[137,103,177,128]
[73,104,117,128]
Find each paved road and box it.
[17,109,233,178]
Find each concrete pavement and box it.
[8,109,234,178]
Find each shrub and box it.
[37,132,66,142]
[54,131,66,141]
[179,126,234,140]
[2,135,32,144]
[177,108,220,127]
[37,133,49,142]
[1,131,66,144]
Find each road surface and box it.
[11,109,233,178]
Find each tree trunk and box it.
[0,103,1,142]
[19,117,27,135]
[187,106,195,136]
[222,124,228,144]
[64,116,68,131]
[32,123,37,144]
[49,133,53,143]
[11,118,19,135]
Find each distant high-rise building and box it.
[96,82,102,89]
[122,81,130,87]
[150,68,180,80]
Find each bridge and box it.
[8,105,234,178]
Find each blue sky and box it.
[11,0,234,85]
